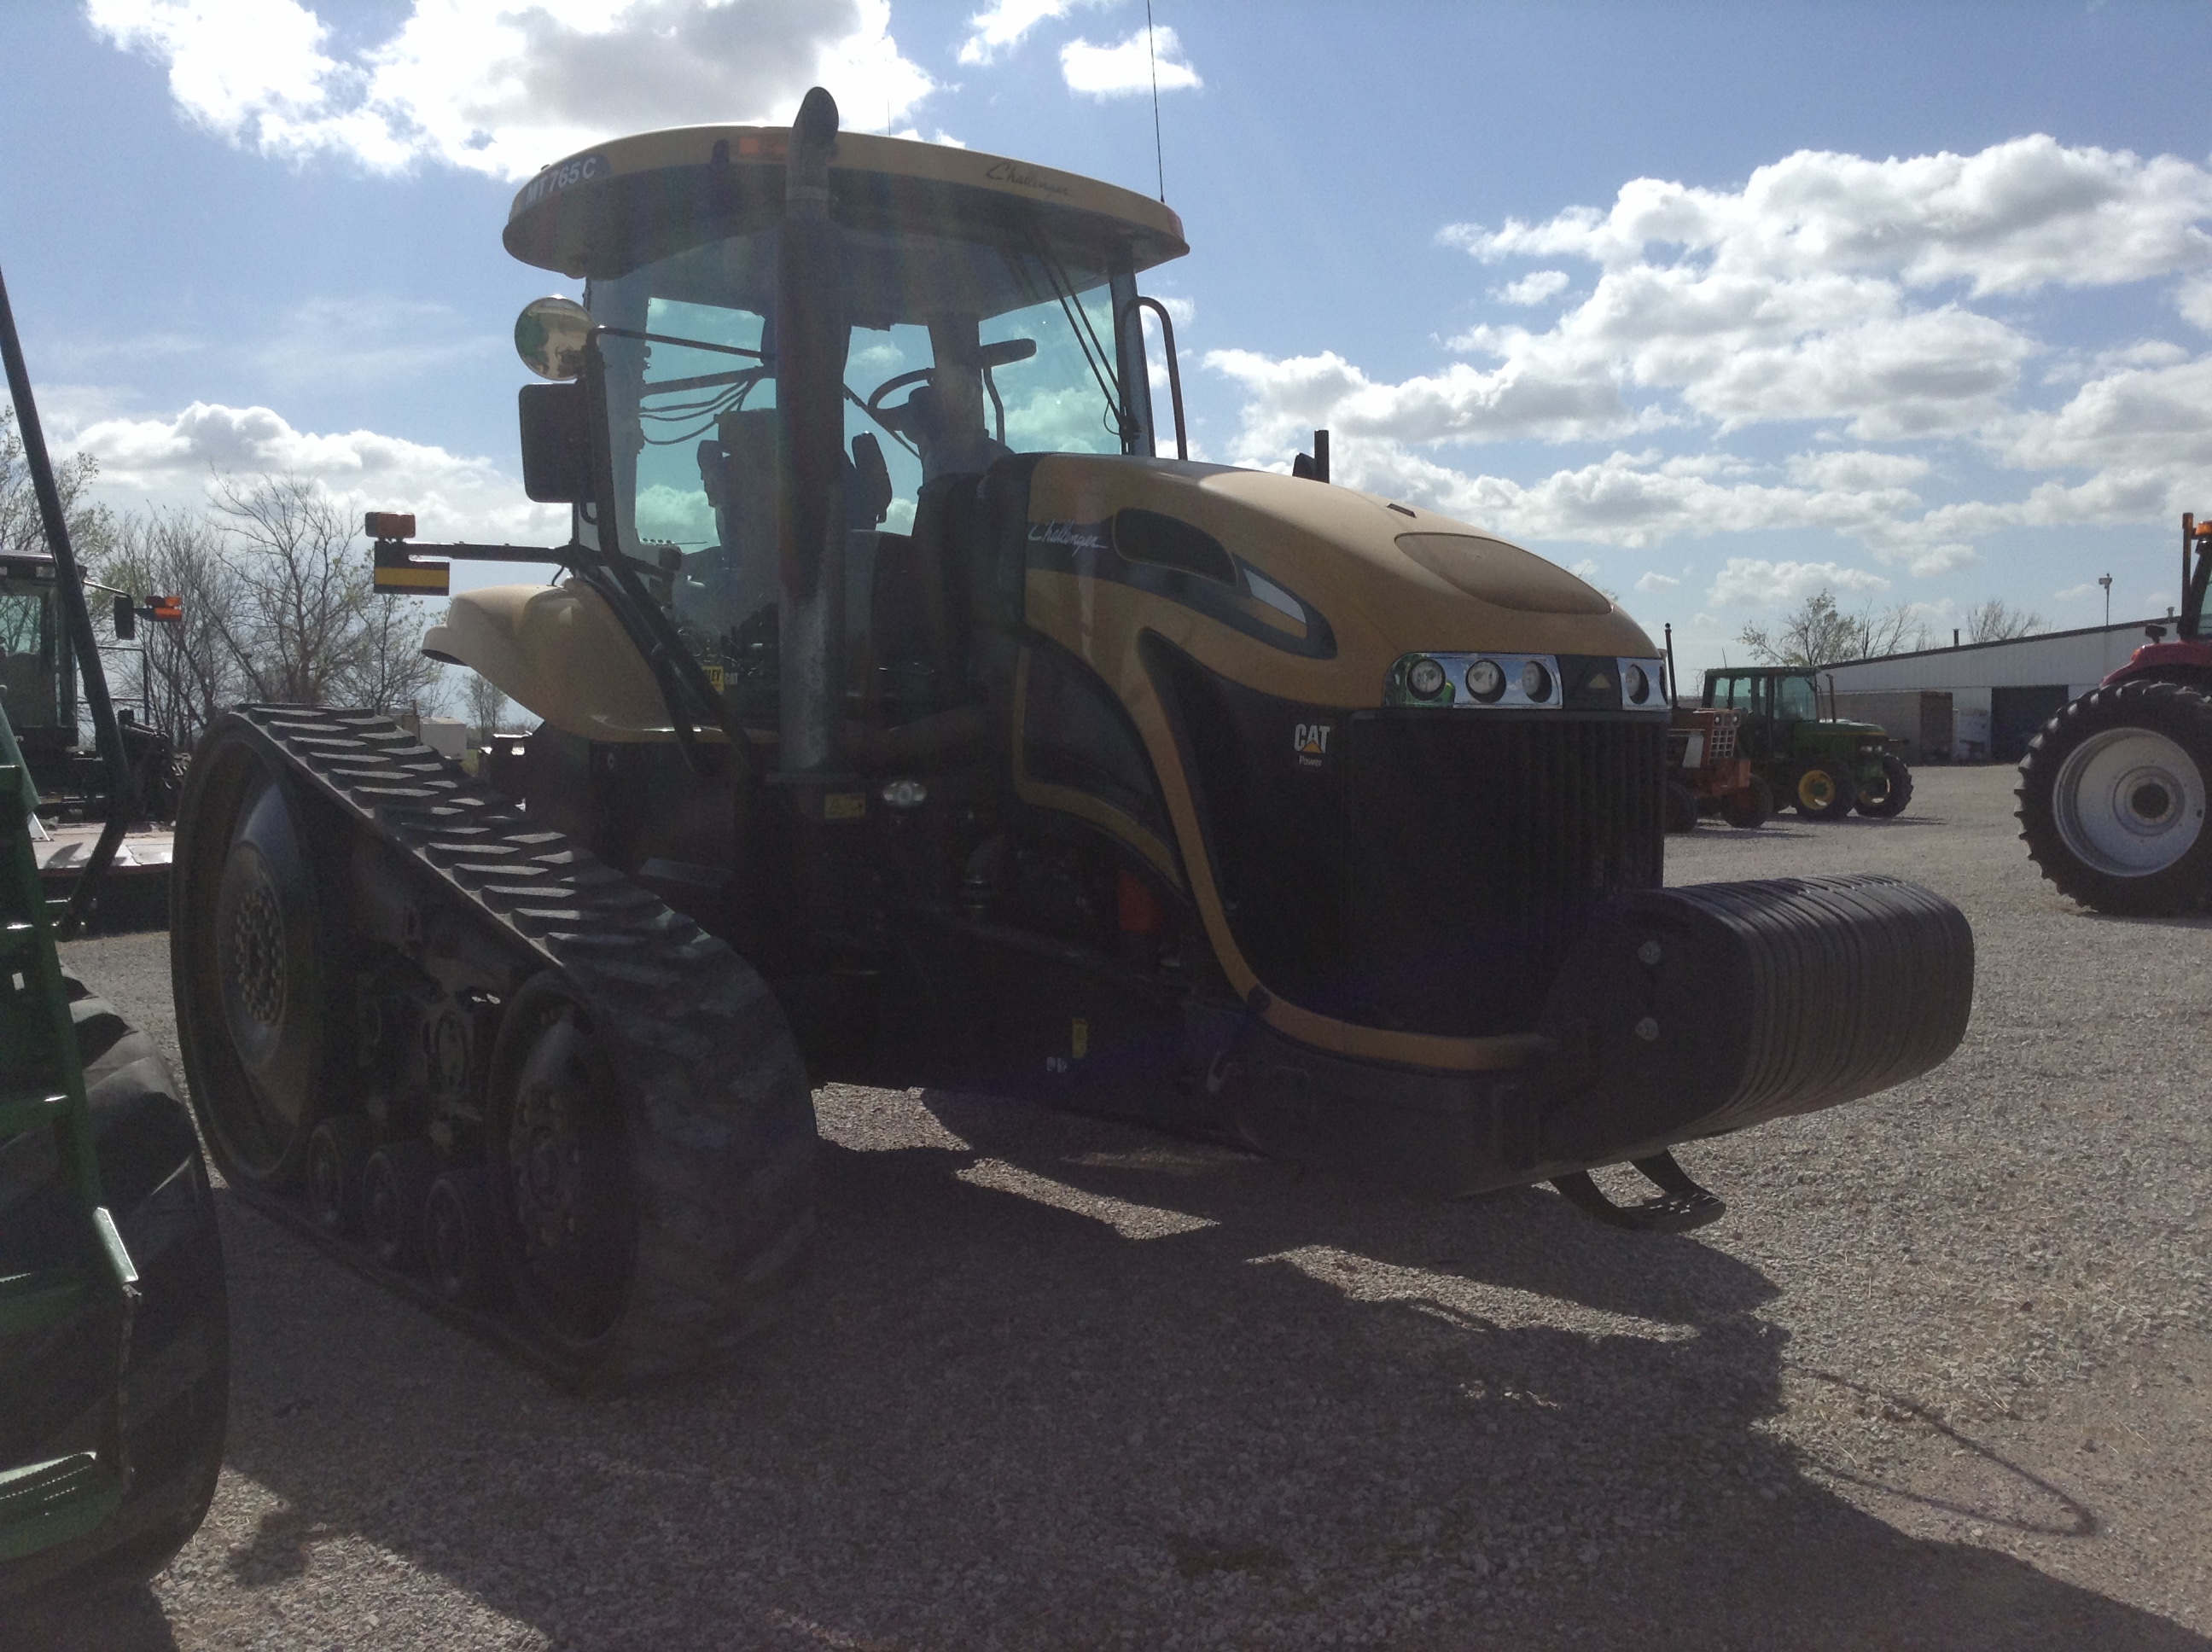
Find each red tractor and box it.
[1664,705,1773,832]
[2019,513,2212,913]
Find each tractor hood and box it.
[1022,456,1657,711]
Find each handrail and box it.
[1125,296,1188,461]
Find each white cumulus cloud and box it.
[1060,25,1201,98]
[1204,132,2212,608]
[1495,270,1569,306]
[1634,570,1680,593]
[1443,135,2212,295]
[1708,558,1889,607]
[88,0,935,181]
[958,0,1100,64]
[70,401,567,546]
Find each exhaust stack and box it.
[776,86,848,778]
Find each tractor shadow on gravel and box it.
[38,1089,2210,1652]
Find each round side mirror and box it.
[515,295,595,381]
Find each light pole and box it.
[2098,573,2113,629]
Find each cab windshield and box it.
[585,224,1141,678]
[0,580,63,732]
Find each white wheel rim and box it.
[2052,726,2207,876]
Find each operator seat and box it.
[870,471,986,704]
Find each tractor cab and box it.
[0,550,74,787]
[462,119,1190,749]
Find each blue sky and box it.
[5,1,2212,681]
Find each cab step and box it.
[0,1452,123,1562]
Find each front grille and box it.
[1344,716,1664,1035]
[1144,635,1664,1039]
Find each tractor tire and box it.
[0,973,228,1603]
[1856,753,1914,818]
[2017,679,2212,915]
[1663,781,1699,834]
[1722,775,1773,829]
[1793,763,1857,820]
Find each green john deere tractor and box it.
[1701,666,1911,821]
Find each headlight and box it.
[1520,659,1553,701]
[1407,656,1448,699]
[1465,659,1506,702]
[1624,663,1650,704]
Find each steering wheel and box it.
[864,367,935,417]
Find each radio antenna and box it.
[1146,0,1166,201]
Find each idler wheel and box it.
[172,725,348,1188]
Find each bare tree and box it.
[1740,589,1930,666]
[91,509,245,752]
[463,670,509,742]
[1965,597,2045,643]
[1,407,114,564]
[203,474,444,716]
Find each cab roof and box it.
[504,125,1189,283]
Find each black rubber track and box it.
[2017,679,2212,916]
[172,707,819,1387]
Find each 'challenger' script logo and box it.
[1029,521,1109,554]
[987,160,1073,196]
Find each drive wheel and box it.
[1856,753,1914,818]
[1794,763,1857,819]
[486,974,637,1356]
[171,718,346,1188]
[2018,679,2212,915]
[1663,781,1699,834]
[1722,775,1773,829]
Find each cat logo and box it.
[1293,722,1333,770]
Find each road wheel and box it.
[2018,679,2212,915]
[424,1170,503,1307]
[305,1116,375,1237]
[1722,775,1773,829]
[1856,753,1914,818]
[362,1141,434,1270]
[1663,781,1699,834]
[1794,763,1857,820]
[171,719,347,1188]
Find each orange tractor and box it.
[1664,706,1773,832]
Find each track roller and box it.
[305,1116,375,1237]
[424,1170,503,1307]
[361,1141,434,1270]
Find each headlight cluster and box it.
[1387,653,1668,711]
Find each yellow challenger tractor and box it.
[170,91,1974,1385]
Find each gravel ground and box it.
[11,765,2210,1649]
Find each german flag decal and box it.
[373,561,451,595]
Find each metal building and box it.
[1819,619,2161,763]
